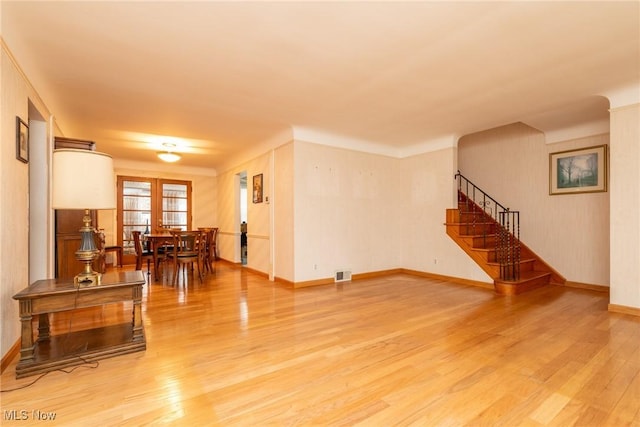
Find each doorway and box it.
[117,176,192,265]
[28,102,49,282]
[239,171,247,265]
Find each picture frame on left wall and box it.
[252,173,263,203]
[16,116,29,163]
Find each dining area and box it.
[96,177,222,286]
[131,227,219,285]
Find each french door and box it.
[117,176,192,265]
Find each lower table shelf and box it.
[16,323,146,378]
[13,271,147,379]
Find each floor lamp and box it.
[52,148,116,287]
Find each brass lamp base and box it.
[74,209,102,288]
[75,271,102,287]
[74,254,102,288]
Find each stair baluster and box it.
[455,171,520,282]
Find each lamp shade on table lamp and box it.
[52,149,116,210]
[52,149,116,286]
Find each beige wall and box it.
[274,142,294,282]
[458,123,610,286]
[3,38,639,365]
[295,124,617,289]
[400,147,488,281]
[290,141,485,283]
[1,45,52,358]
[610,103,640,308]
[293,141,403,281]
[216,151,272,274]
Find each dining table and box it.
[143,233,174,281]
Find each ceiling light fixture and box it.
[157,143,181,163]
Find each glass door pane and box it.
[159,180,191,231]
[121,179,152,257]
[117,177,191,267]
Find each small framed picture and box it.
[252,173,263,203]
[16,117,29,163]
[549,144,607,195]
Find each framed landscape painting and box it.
[549,144,607,195]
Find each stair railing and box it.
[455,171,520,281]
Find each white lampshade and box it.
[52,149,116,210]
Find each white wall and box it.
[400,147,489,282]
[293,141,402,282]
[247,154,272,274]
[216,151,272,274]
[274,142,294,282]
[28,118,51,283]
[1,45,52,359]
[216,169,241,263]
[4,38,637,367]
[458,122,610,286]
[287,141,487,284]
[609,103,640,309]
[216,138,488,285]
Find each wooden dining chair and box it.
[96,229,123,273]
[211,227,219,260]
[167,230,203,286]
[153,227,181,273]
[155,227,182,234]
[198,227,218,273]
[132,231,153,276]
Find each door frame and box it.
[117,176,192,265]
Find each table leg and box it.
[152,240,160,281]
[132,284,144,342]
[37,313,50,341]
[18,301,35,364]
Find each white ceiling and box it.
[2,1,638,172]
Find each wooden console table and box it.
[12,271,146,378]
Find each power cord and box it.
[1,356,99,392]
[61,285,87,354]
[2,284,97,392]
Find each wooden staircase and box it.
[446,177,565,295]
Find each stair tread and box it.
[446,198,566,292]
[519,270,550,278]
[487,258,536,265]
[495,270,551,283]
[446,222,496,226]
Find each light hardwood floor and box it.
[1,263,639,426]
